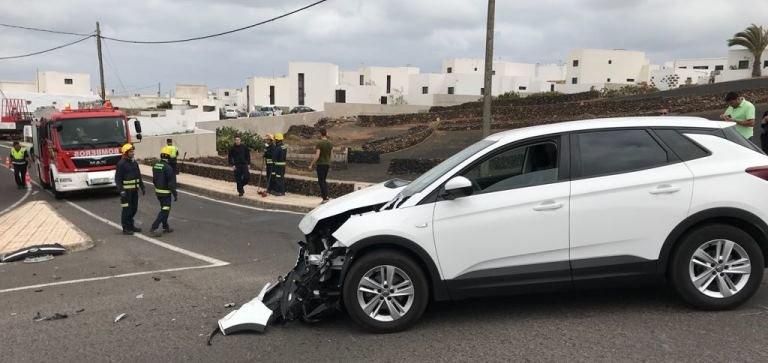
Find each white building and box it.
[1,71,93,96]
[559,49,651,93]
[713,49,768,82]
[174,84,208,102]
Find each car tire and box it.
[671,224,764,310]
[50,172,64,200]
[342,250,429,333]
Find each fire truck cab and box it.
[32,101,142,198]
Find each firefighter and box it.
[149,147,178,237]
[271,133,287,196]
[165,138,180,175]
[115,143,145,235]
[9,141,31,189]
[263,134,275,194]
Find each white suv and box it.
[292,117,768,333]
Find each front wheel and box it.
[50,172,65,200]
[342,250,429,333]
[671,224,764,310]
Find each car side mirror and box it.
[132,118,142,134]
[442,176,473,200]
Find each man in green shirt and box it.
[720,91,756,140]
[309,128,333,203]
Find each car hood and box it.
[298,179,409,235]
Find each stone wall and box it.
[387,158,443,175]
[348,150,381,164]
[362,125,434,153]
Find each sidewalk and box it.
[139,165,326,213]
[0,200,92,256]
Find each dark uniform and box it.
[271,141,287,196]
[150,159,178,233]
[10,146,29,189]
[228,143,251,196]
[167,145,180,175]
[115,156,145,233]
[263,141,274,193]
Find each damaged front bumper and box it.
[218,241,348,335]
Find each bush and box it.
[157,101,172,109]
[497,91,522,100]
[216,126,264,154]
[600,83,659,98]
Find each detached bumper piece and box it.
[215,242,345,339]
[1,243,66,263]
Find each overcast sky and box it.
[1,0,766,94]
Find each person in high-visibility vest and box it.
[263,134,275,194]
[165,138,180,175]
[9,141,31,190]
[115,143,145,235]
[150,146,178,237]
[271,133,287,196]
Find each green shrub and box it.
[215,126,264,154]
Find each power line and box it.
[0,23,93,37]
[101,0,327,44]
[0,34,94,60]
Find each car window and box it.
[653,129,710,161]
[723,125,763,153]
[461,141,558,194]
[577,129,669,178]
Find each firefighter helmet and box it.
[274,133,284,141]
[160,146,173,158]
[121,143,134,154]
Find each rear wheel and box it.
[671,224,764,310]
[342,250,429,333]
[38,165,51,189]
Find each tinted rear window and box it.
[723,126,763,153]
[654,129,710,161]
[577,129,669,178]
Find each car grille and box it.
[72,155,122,168]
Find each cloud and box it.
[0,0,765,93]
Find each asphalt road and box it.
[2,160,768,362]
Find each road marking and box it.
[143,180,306,216]
[64,200,229,266]
[0,265,221,294]
[0,162,32,216]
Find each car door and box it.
[432,135,571,298]
[568,128,694,283]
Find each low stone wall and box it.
[387,158,443,175]
[362,125,434,153]
[348,149,380,164]
[145,160,356,198]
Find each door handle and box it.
[649,184,680,195]
[533,201,563,211]
[415,223,429,228]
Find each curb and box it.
[141,175,313,214]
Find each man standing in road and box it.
[166,138,180,175]
[720,92,756,141]
[228,136,250,197]
[9,141,30,190]
[115,143,145,235]
[271,133,287,196]
[263,134,275,194]
[149,146,178,237]
[308,128,333,203]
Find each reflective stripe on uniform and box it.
[123,179,140,185]
[155,189,172,194]
[161,206,171,211]
[121,203,129,207]
[273,162,286,166]
[123,185,137,189]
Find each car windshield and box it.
[260,107,272,111]
[58,117,127,150]
[400,139,496,197]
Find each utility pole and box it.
[481,0,495,137]
[158,82,161,97]
[96,22,106,101]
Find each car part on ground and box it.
[1,243,66,263]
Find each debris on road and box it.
[224,303,235,308]
[34,289,43,293]
[114,313,127,323]
[152,276,161,281]
[75,309,85,313]
[1,243,66,263]
[33,312,68,322]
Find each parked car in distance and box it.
[294,116,768,333]
[254,106,283,117]
[222,107,238,119]
[289,106,315,114]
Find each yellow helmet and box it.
[274,133,284,141]
[121,143,134,154]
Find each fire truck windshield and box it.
[58,117,127,150]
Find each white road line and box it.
[143,180,306,216]
[64,200,229,266]
[0,265,221,294]
[0,164,32,216]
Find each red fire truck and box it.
[32,101,142,198]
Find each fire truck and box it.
[32,101,142,198]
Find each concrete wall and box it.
[288,62,339,111]
[109,96,170,109]
[197,111,327,136]
[248,76,290,110]
[565,49,649,85]
[323,103,430,117]
[36,71,91,95]
[671,57,728,71]
[0,80,36,93]
[650,68,710,90]
[175,84,208,100]
[133,130,217,159]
